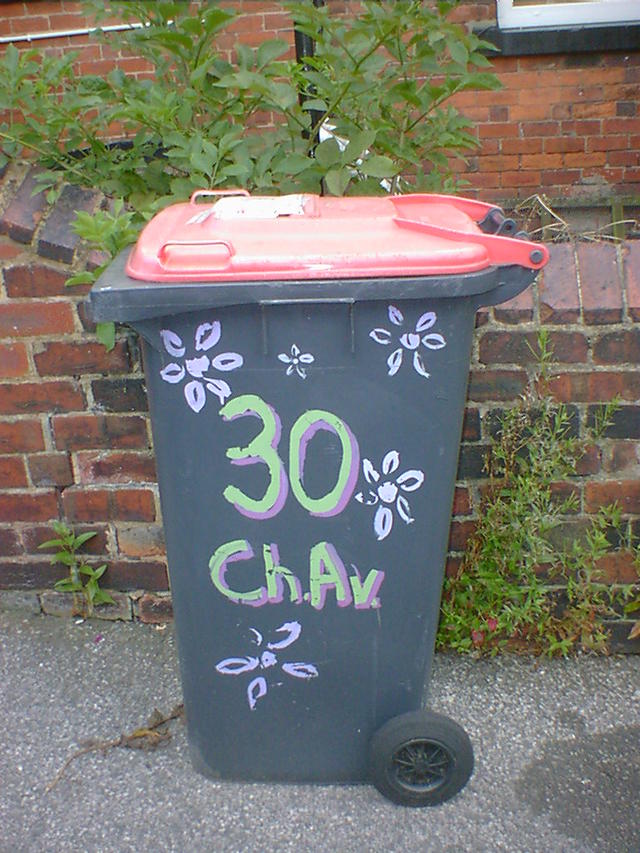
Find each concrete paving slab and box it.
[0,611,638,853]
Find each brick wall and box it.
[0,163,638,650]
[1,1,638,205]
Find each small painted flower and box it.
[215,621,318,710]
[355,450,425,541]
[370,305,446,378]
[277,344,315,379]
[159,321,243,413]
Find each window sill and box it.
[477,23,640,56]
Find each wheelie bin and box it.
[90,190,548,806]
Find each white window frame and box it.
[496,0,640,30]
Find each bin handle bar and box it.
[393,216,549,271]
[190,188,250,204]
[158,239,235,268]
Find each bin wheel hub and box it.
[392,738,453,792]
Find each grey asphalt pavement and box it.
[1,610,638,853]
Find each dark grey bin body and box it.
[91,251,535,784]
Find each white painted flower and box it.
[370,305,446,378]
[355,450,424,541]
[215,621,318,711]
[159,321,243,413]
[277,344,315,379]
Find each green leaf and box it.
[38,539,65,550]
[273,153,312,175]
[448,41,469,66]
[314,138,342,169]
[73,531,97,548]
[359,154,396,178]
[96,321,116,351]
[65,271,96,287]
[324,166,351,197]
[256,39,290,69]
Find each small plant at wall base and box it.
[38,522,115,617]
[437,332,640,656]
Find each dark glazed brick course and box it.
[91,378,149,412]
[0,169,48,244]
[37,184,100,263]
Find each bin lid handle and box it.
[190,189,250,204]
[393,216,549,271]
[157,239,235,269]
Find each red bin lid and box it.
[125,190,548,282]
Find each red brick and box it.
[540,169,582,186]
[0,526,22,556]
[0,168,48,244]
[546,372,640,403]
[3,264,69,298]
[584,480,640,514]
[521,153,563,170]
[500,170,542,188]
[0,455,28,487]
[468,369,528,402]
[544,137,585,154]
[593,330,640,364]
[52,414,149,451]
[577,243,623,324]
[448,520,477,552]
[116,523,165,558]
[137,592,174,623]
[0,240,23,260]
[603,442,640,475]
[539,243,580,323]
[0,343,29,378]
[27,453,73,487]
[60,488,109,522]
[594,552,639,584]
[0,561,65,590]
[479,331,588,365]
[501,138,543,155]
[74,451,156,484]
[451,486,471,517]
[33,340,129,377]
[103,560,168,591]
[492,287,534,323]
[575,445,602,477]
[0,381,85,415]
[0,419,45,453]
[112,488,156,522]
[22,523,109,556]
[0,302,75,337]
[625,242,640,322]
[587,136,631,153]
[0,490,58,521]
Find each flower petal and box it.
[387,348,403,376]
[211,352,244,372]
[215,656,259,675]
[247,676,267,710]
[382,450,400,475]
[422,333,446,350]
[299,352,314,364]
[160,329,185,357]
[291,343,300,357]
[184,380,206,413]
[185,355,210,378]
[160,363,185,384]
[374,505,393,540]
[400,332,420,351]
[388,305,404,326]
[282,662,318,679]
[267,621,302,650]
[397,469,425,491]
[195,321,221,352]
[296,365,307,379]
[278,353,292,364]
[396,494,414,525]
[370,328,391,346]
[363,458,380,484]
[206,379,231,405]
[286,363,295,375]
[413,351,430,378]
[415,311,436,333]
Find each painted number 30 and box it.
[220,394,360,520]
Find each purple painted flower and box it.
[215,621,318,710]
[159,321,243,413]
[370,305,446,378]
[355,450,424,541]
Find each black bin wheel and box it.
[369,710,474,807]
